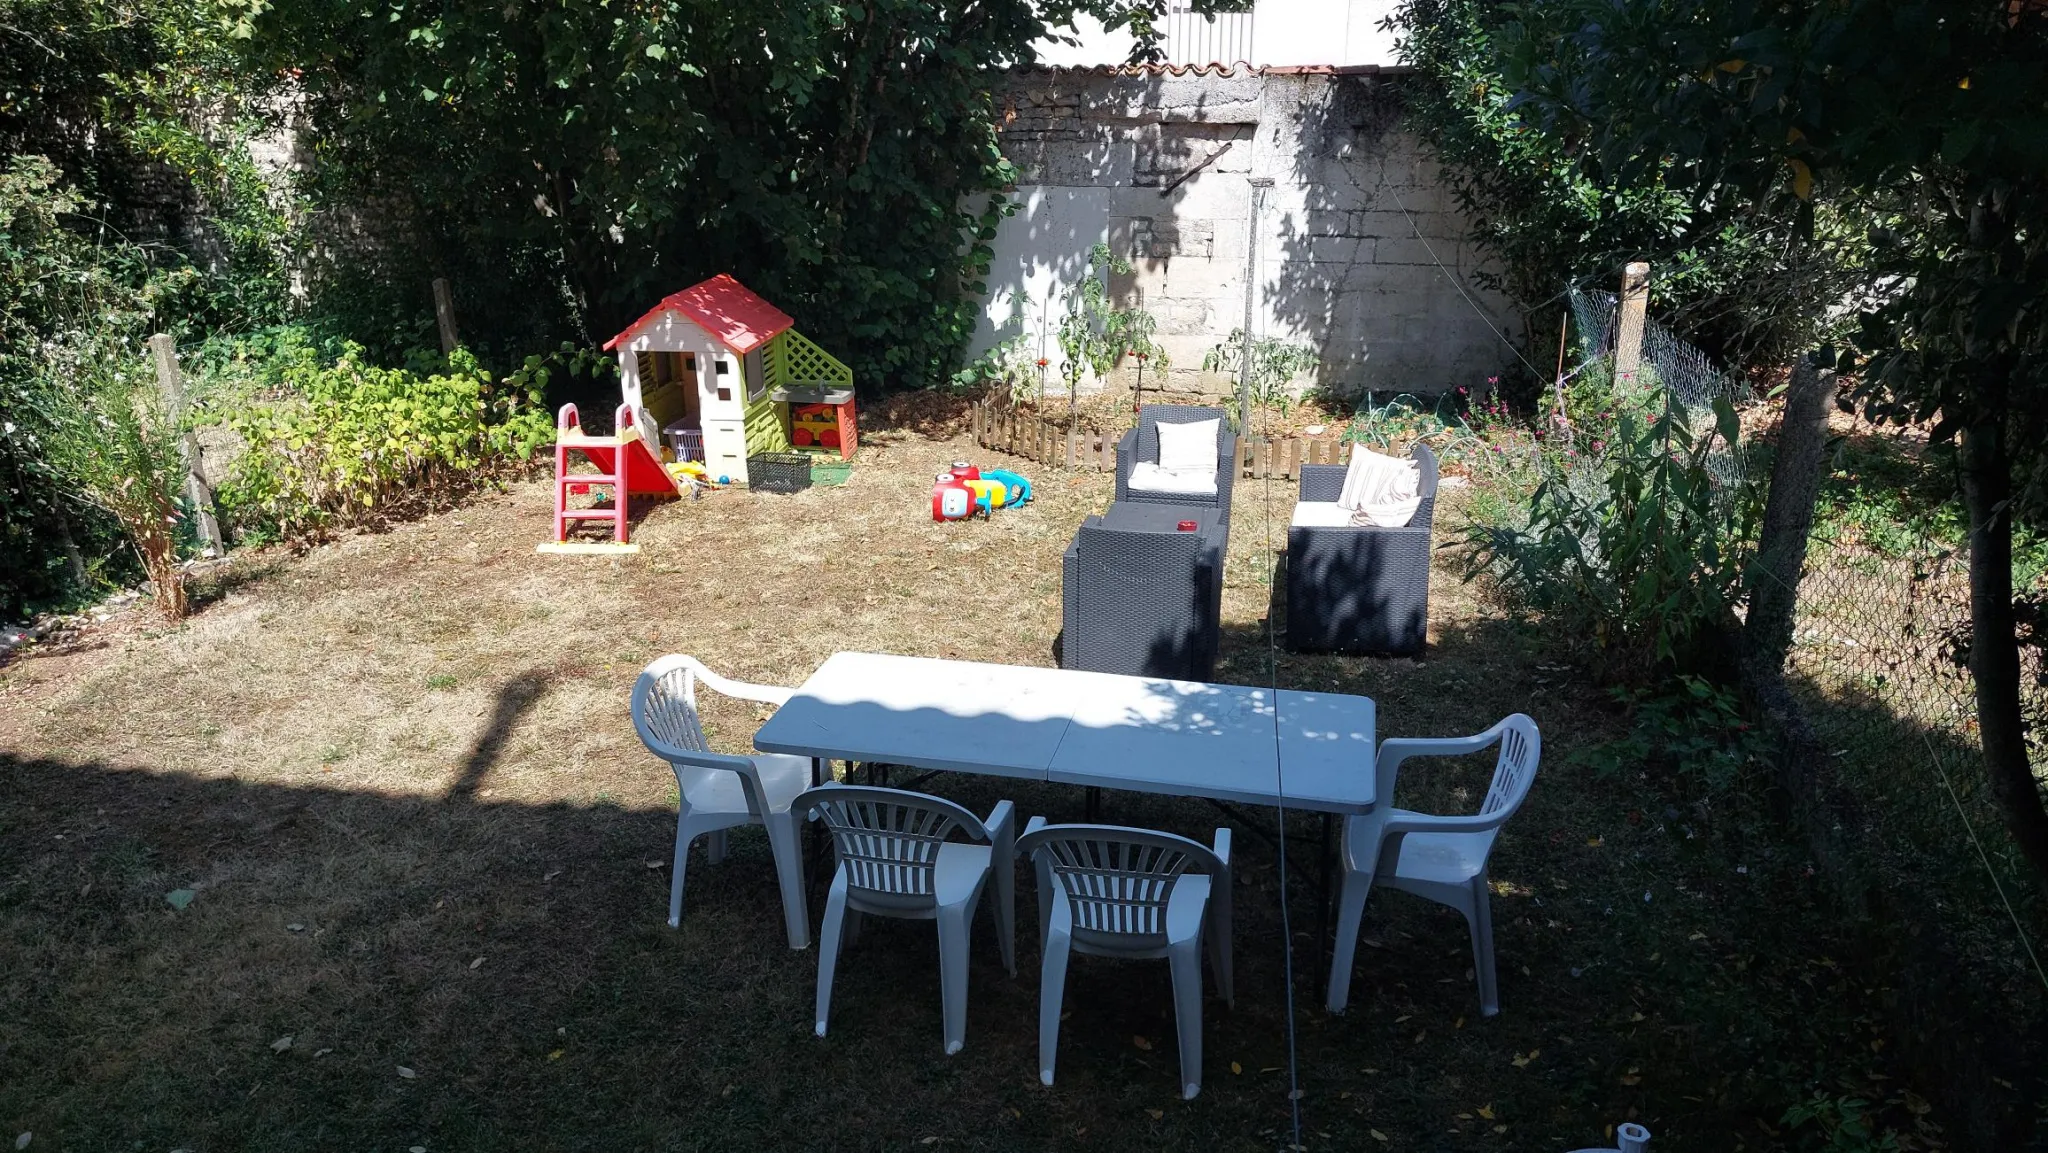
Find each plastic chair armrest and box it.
[1381,810,1506,837]
[669,654,794,706]
[983,799,1017,850]
[1380,733,1502,762]
[1210,826,1232,867]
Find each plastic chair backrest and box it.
[801,785,988,898]
[1017,824,1221,940]
[634,658,713,756]
[1480,713,1542,821]
[629,656,759,781]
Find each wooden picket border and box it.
[969,400,1349,480]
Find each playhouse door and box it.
[676,352,701,425]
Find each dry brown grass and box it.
[0,403,1949,1151]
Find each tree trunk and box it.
[1959,412,2048,888]
[1744,355,1836,672]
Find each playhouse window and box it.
[683,353,696,372]
[714,358,732,402]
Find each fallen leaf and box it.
[469,956,484,970]
[396,1066,417,1079]
[1369,1130,1389,1143]
[1492,1124,1508,1135]
[1289,1088,1305,1101]
[270,1035,293,1054]
[286,923,305,933]
[1630,1011,1646,1023]
[314,1048,332,1057]
[1477,1105,1495,1121]
[548,1049,564,1060]
[1453,1017,1464,1029]
[165,888,196,910]
[1145,1109,1163,1121]
[543,870,562,882]
[410,1147,426,1152]
[920,1138,940,1146]
[1230,1061,1242,1075]
[1132,1035,1152,1051]
[1688,931,1706,941]
[14,1134,28,1150]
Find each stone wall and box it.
[973,66,1514,398]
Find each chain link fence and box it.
[1566,279,2047,1140]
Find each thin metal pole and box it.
[1240,177,1272,429]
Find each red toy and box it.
[933,472,977,521]
[539,402,681,553]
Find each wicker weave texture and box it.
[1285,443,1439,656]
[1113,405,1237,524]
[1061,513,1223,679]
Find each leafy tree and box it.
[245,0,1223,384]
[1389,0,1877,375]
[1495,0,2048,887]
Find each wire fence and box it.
[1569,279,2045,992]
[1786,470,2046,975]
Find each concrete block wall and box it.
[972,67,1514,399]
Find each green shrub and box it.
[1204,330,1317,421]
[218,345,554,539]
[1464,397,1759,682]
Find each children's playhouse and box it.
[603,274,856,487]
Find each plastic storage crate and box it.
[747,452,812,494]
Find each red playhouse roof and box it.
[603,274,796,355]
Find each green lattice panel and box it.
[767,328,852,390]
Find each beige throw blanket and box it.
[1337,446,1422,528]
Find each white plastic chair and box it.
[630,655,811,950]
[798,783,1017,1055]
[1568,1122,1651,1153]
[1018,819,1233,1100]
[1326,713,1541,1016]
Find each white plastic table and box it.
[753,651,1377,812]
[754,651,1379,980]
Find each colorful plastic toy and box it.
[931,461,1032,520]
[539,402,682,554]
[605,274,857,486]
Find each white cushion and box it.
[1290,501,1353,528]
[1155,418,1220,473]
[1337,445,1422,528]
[1129,461,1219,496]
